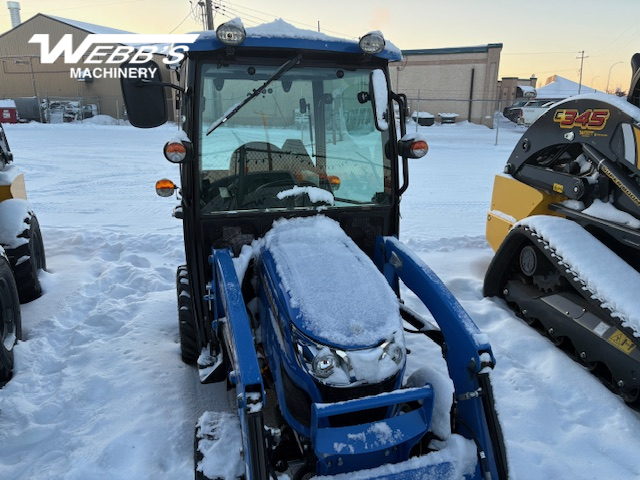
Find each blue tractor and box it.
[121,19,508,480]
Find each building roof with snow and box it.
[0,100,17,109]
[43,15,132,35]
[537,75,604,100]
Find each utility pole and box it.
[205,0,214,30]
[577,50,588,94]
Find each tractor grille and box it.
[282,367,313,428]
[316,375,398,427]
[281,366,398,428]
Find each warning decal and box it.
[608,330,637,354]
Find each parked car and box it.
[503,100,528,121]
[504,100,554,124]
[513,100,556,126]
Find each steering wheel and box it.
[240,178,325,209]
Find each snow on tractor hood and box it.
[260,215,403,349]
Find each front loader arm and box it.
[210,249,269,480]
[374,236,508,480]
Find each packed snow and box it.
[1,117,640,480]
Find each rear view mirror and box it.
[370,69,389,131]
[120,60,167,128]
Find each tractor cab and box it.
[123,21,426,255]
[122,20,428,352]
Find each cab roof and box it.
[188,18,403,62]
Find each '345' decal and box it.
[553,109,610,130]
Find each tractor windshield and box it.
[198,62,392,214]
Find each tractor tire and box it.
[0,254,22,387]
[177,265,198,364]
[5,213,46,304]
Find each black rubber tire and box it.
[177,265,199,364]
[0,254,22,387]
[292,465,314,480]
[5,212,46,304]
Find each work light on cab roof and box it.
[216,19,247,46]
[359,31,386,54]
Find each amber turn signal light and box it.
[155,178,177,197]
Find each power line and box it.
[168,10,195,33]
[502,51,576,56]
[211,0,356,39]
[590,14,640,57]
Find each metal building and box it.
[0,13,173,122]
[391,44,503,128]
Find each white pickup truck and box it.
[511,100,556,126]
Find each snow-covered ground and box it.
[1,118,640,479]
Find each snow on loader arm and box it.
[120,18,508,480]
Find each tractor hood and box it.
[260,216,403,350]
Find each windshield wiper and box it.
[206,53,303,135]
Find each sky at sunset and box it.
[1,0,639,93]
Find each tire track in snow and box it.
[0,228,204,479]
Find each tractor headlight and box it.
[292,326,405,386]
[216,20,246,46]
[293,329,349,384]
[382,340,404,365]
[312,352,337,378]
[359,32,386,54]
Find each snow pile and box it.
[317,434,477,480]
[0,164,22,187]
[195,412,243,480]
[276,186,334,205]
[583,198,640,229]
[0,199,31,249]
[82,115,124,126]
[195,18,402,57]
